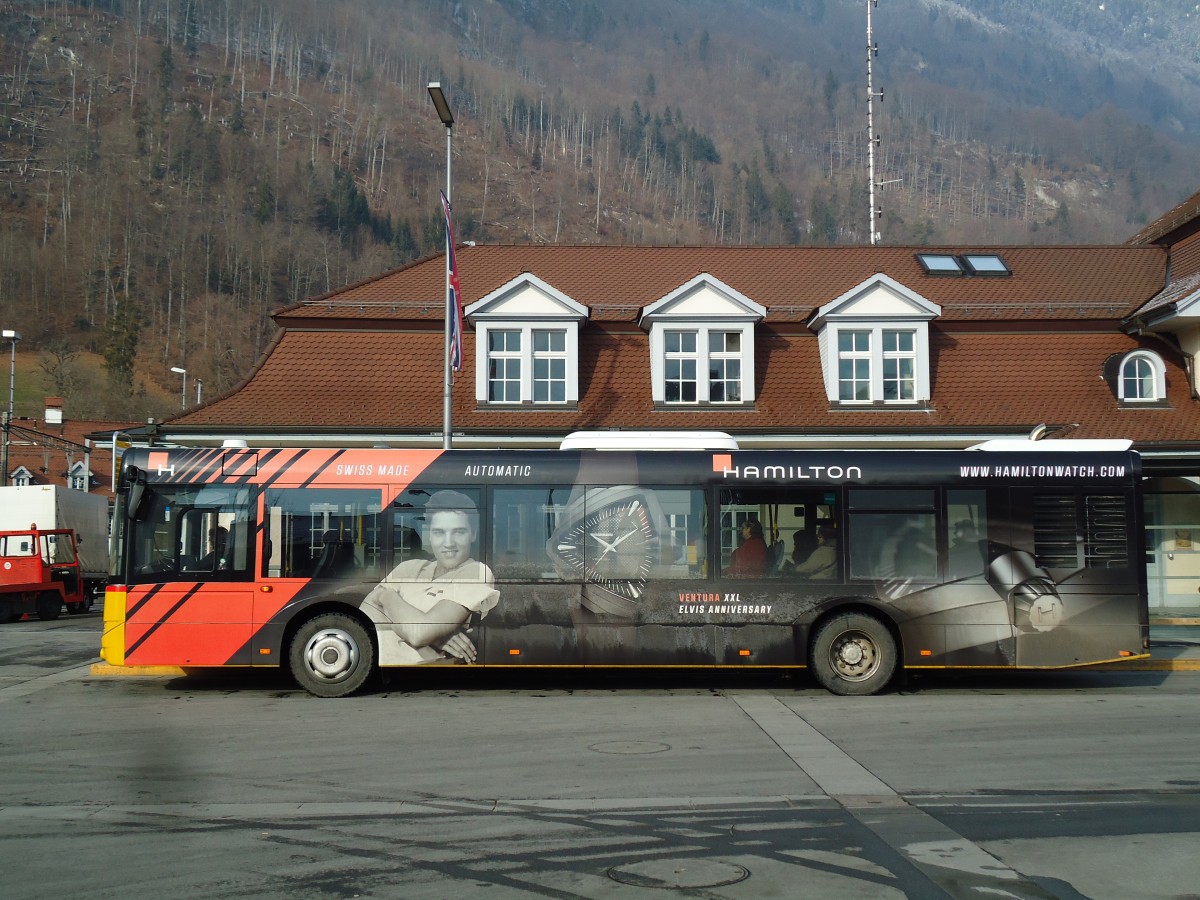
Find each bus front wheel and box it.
[289,613,375,698]
[810,612,897,696]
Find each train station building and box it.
[145,188,1200,612]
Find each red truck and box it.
[0,525,90,622]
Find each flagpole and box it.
[429,83,455,449]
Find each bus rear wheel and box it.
[810,612,897,696]
[289,613,375,698]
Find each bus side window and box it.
[848,490,937,583]
[946,490,988,579]
[720,488,835,579]
[490,487,573,580]
[263,488,383,579]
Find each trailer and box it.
[0,486,109,597]
[0,526,88,620]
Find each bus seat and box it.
[767,540,787,575]
[312,531,356,579]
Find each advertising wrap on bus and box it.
[101,445,1149,696]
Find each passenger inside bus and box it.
[790,526,838,579]
[786,529,818,570]
[727,518,768,577]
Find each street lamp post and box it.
[170,366,187,409]
[2,329,20,488]
[428,82,454,450]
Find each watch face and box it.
[554,495,656,600]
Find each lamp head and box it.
[427,82,454,127]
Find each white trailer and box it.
[0,486,110,592]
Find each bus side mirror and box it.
[125,466,148,521]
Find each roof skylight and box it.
[916,253,1012,276]
[917,254,963,275]
[961,254,1011,275]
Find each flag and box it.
[440,190,464,372]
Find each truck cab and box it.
[0,526,89,622]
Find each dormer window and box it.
[836,327,918,401]
[11,466,32,487]
[810,274,940,406]
[641,274,765,407]
[68,461,88,492]
[465,274,589,407]
[1119,350,1166,403]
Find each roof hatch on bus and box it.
[560,431,739,451]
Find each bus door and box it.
[718,487,839,663]
[487,486,578,664]
[491,484,712,665]
[120,484,257,666]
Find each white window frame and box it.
[881,328,917,401]
[1118,350,1166,402]
[532,329,569,403]
[649,323,755,405]
[476,323,578,405]
[837,329,873,402]
[708,330,744,403]
[832,324,923,404]
[11,466,32,487]
[486,328,523,403]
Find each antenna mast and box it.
[866,0,882,244]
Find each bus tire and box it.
[288,613,375,698]
[36,593,62,621]
[810,612,897,696]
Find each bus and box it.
[100,441,1149,697]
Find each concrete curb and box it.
[90,663,189,677]
[1107,659,1200,672]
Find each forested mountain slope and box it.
[1,0,1197,421]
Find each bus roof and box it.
[560,431,739,451]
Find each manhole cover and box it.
[588,740,671,755]
[608,859,750,889]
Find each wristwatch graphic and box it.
[549,485,661,615]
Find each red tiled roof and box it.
[275,244,1167,325]
[1130,270,1200,320]
[5,419,134,499]
[173,326,1200,444]
[1127,188,1200,246]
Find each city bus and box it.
[100,440,1149,696]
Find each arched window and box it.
[1118,351,1166,402]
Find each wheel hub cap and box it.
[839,641,865,666]
[304,629,358,682]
